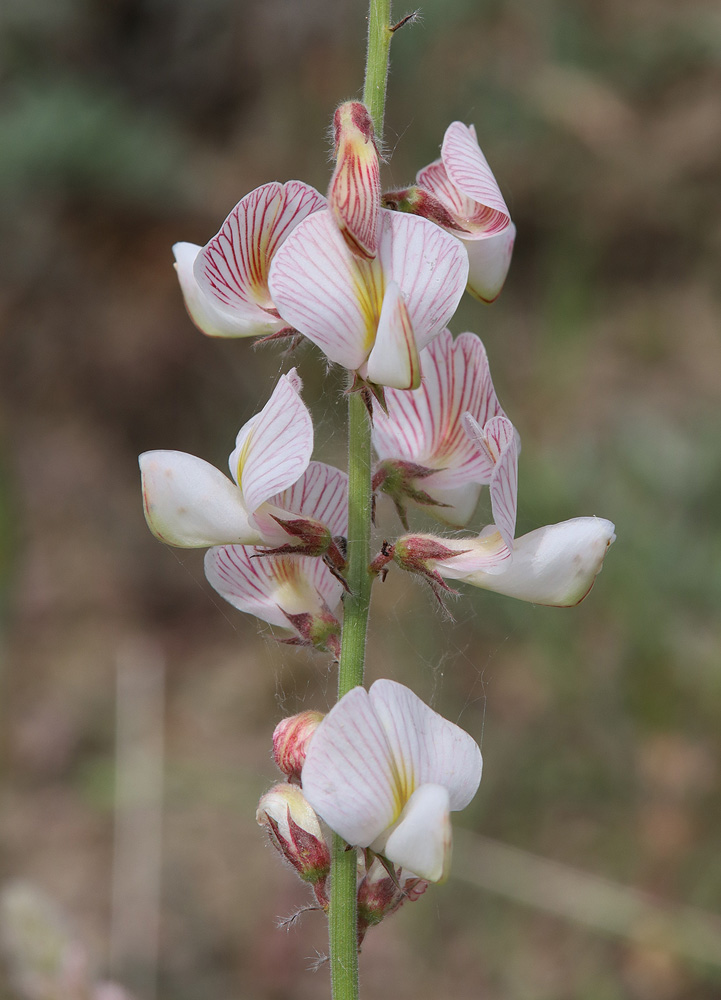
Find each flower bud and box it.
[272,710,324,782]
[256,784,330,905]
[357,858,428,946]
[328,101,381,259]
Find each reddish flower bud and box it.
[256,784,330,906]
[357,858,429,946]
[272,710,324,782]
[328,101,381,259]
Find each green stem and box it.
[363,0,393,135]
[337,393,374,696]
[328,395,372,1000]
[328,4,393,997]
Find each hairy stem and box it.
[328,3,393,996]
[363,0,393,136]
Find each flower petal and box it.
[417,480,482,528]
[271,461,349,536]
[464,222,516,303]
[173,241,282,339]
[441,122,510,234]
[378,212,469,355]
[269,210,468,372]
[366,281,421,389]
[269,210,379,371]
[373,330,507,488]
[194,181,325,335]
[139,451,262,547]
[456,517,616,605]
[462,414,518,551]
[377,784,452,883]
[228,370,313,514]
[368,679,482,811]
[301,687,401,848]
[204,546,343,628]
[416,159,473,229]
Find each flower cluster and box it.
[257,680,478,937]
[140,104,615,944]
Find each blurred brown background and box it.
[1,0,721,997]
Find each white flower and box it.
[174,181,325,339]
[204,462,348,654]
[139,370,313,548]
[301,680,482,882]
[372,329,514,527]
[385,122,515,303]
[268,209,468,389]
[394,517,616,607]
[384,391,616,607]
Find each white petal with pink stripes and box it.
[174,181,325,339]
[416,122,515,302]
[268,209,468,387]
[204,545,343,629]
[372,330,513,526]
[302,680,482,882]
[204,461,347,637]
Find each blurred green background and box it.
[1,0,720,997]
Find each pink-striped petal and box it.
[457,517,616,605]
[464,222,516,303]
[377,784,452,883]
[302,687,402,847]
[269,210,379,370]
[329,102,381,259]
[269,210,468,375]
[302,681,481,881]
[204,545,343,628]
[271,461,349,536]
[229,370,313,514]
[373,330,507,486]
[379,212,468,355]
[366,281,421,390]
[368,680,482,811]
[464,414,518,551]
[193,180,325,329]
[416,159,474,230]
[139,451,262,548]
[441,122,510,235]
[173,242,283,339]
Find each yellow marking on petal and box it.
[236,428,254,492]
[244,199,284,311]
[386,750,417,822]
[352,259,385,355]
[272,558,318,614]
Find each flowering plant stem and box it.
[328,5,392,996]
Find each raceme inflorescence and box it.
[139,100,615,991]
